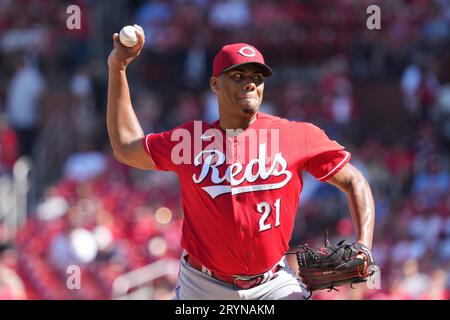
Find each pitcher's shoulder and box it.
[259,113,312,130]
[258,112,289,125]
[170,119,215,132]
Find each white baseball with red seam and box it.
[119,25,138,47]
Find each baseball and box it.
[119,25,138,47]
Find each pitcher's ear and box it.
[210,77,218,93]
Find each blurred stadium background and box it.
[0,0,449,300]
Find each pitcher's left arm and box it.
[326,163,375,249]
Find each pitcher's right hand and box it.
[107,24,145,71]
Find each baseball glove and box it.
[288,232,375,297]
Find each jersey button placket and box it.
[233,137,238,162]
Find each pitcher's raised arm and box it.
[106,25,156,170]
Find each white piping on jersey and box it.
[317,151,349,181]
[144,134,152,155]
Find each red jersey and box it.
[144,112,350,275]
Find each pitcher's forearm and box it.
[327,164,375,249]
[345,176,375,249]
[107,68,144,156]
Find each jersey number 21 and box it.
[257,198,281,232]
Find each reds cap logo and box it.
[238,46,256,57]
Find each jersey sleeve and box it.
[143,121,193,172]
[303,123,351,181]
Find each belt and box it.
[184,255,281,289]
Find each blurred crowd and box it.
[0,0,449,299]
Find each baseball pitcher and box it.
[107,26,375,300]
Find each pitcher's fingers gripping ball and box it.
[108,24,145,70]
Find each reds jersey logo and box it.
[192,143,292,199]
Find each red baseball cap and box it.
[212,43,272,77]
